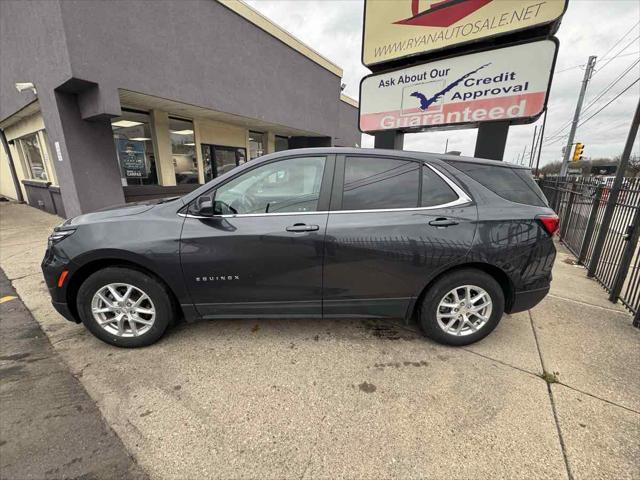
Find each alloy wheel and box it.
[91,283,156,337]
[436,285,492,337]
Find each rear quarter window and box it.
[449,161,548,207]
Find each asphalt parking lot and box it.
[0,270,147,479]
[1,202,639,479]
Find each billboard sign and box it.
[359,39,558,133]
[362,0,567,67]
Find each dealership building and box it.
[0,0,359,217]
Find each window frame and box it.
[330,154,471,213]
[111,109,159,186]
[182,154,335,219]
[14,131,50,182]
[169,116,198,185]
[249,130,266,160]
[447,160,547,207]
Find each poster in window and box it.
[117,139,147,178]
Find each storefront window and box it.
[275,135,289,152]
[249,131,265,160]
[111,111,158,185]
[16,132,48,181]
[170,117,198,184]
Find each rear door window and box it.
[449,161,547,206]
[342,156,419,210]
[422,166,458,207]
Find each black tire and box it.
[419,269,504,346]
[77,267,173,348]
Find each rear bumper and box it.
[508,286,550,313]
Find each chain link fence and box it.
[538,176,640,328]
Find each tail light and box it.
[537,215,560,236]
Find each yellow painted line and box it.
[0,296,17,304]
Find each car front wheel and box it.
[419,269,504,346]
[77,267,173,347]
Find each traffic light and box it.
[572,143,584,162]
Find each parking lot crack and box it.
[460,347,540,378]
[529,310,574,480]
[299,414,326,480]
[546,293,628,315]
[553,381,640,415]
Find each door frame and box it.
[179,153,337,319]
[201,143,248,183]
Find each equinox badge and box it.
[195,275,240,282]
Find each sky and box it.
[246,0,640,166]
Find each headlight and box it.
[48,228,76,246]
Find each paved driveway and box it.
[1,202,638,479]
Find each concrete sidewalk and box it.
[1,202,638,479]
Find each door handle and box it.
[429,217,458,227]
[286,223,320,232]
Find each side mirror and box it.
[192,195,237,216]
[212,200,236,215]
[193,196,214,216]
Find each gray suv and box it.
[42,148,558,348]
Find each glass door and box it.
[201,144,247,182]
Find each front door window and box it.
[200,156,326,215]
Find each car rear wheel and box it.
[419,269,504,346]
[77,267,173,347]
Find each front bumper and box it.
[51,300,79,323]
[508,286,550,313]
[41,243,79,323]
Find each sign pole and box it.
[474,121,509,160]
[374,131,404,150]
[560,55,597,176]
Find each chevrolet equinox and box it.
[42,148,558,348]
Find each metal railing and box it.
[539,176,640,328]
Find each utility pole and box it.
[529,125,538,168]
[534,109,548,177]
[560,55,597,176]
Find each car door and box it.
[180,154,334,318]
[322,154,477,318]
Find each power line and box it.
[543,56,640,145]
[541,31,639,147]
[598,20,640,62]
[556,52,639,74]
[544,134,569,147]
[545,79,639,147]
[578,78,640,127]
[542,119,573,144]
[593,35,640,77]
[581,58,640,114]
